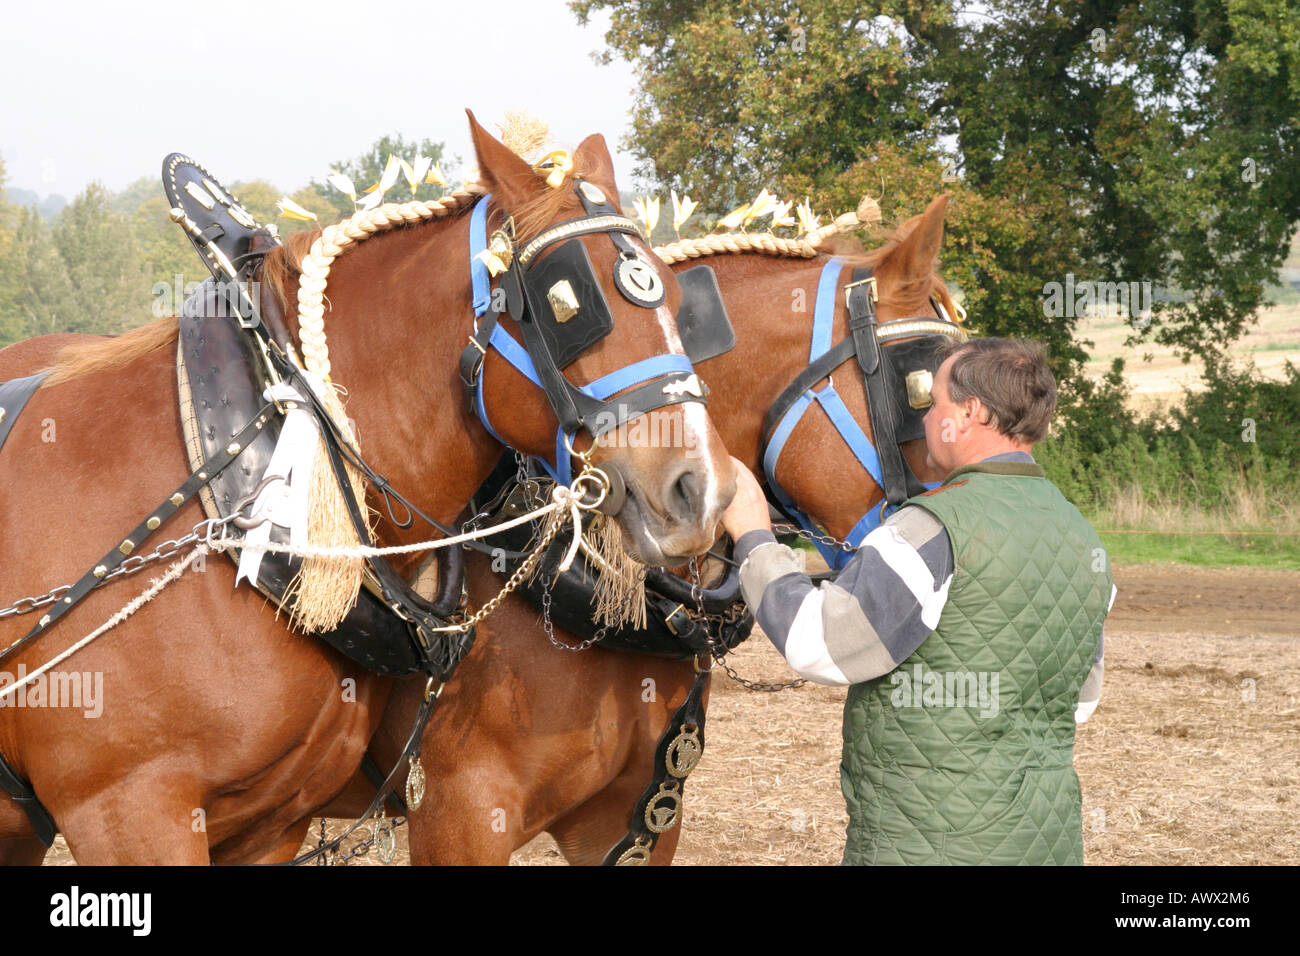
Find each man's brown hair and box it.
[938,337,1057,442]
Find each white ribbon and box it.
[234,374,329,590]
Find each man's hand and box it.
[721,457,772,542]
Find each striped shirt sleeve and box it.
[734,506,954,686]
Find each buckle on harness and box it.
[843,274,878,302]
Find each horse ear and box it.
[890,194,949,283]
[573,133,618,195]
[466,109,539,206]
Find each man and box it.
[722,337,1113,865]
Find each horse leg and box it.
[223,817,315,865]
[547,772,685,866]
[0,837,48,866]
[54,775,211,865]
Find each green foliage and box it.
[5,204,79,340]
[1038,357,1300,525]
[53,183,152,334]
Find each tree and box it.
[0,153,23,344]
[52,182,152,334]
[573,0,1300,383]
[7,205,78,340]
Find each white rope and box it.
[208,483,592,562]
[0,546,207,705]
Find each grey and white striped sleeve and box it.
[734,506,954,686]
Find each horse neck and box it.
[281,215,504,541]
[690,254,834,469]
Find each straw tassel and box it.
[587,514,648,631]
[282,383,371,633]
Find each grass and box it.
[1093,529,1300,569]
[1084,482,1300,569]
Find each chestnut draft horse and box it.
[334,195,962,864]
[0,113,734,865]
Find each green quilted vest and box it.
[840,461,1111,865]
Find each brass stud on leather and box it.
[146,517,161,530]
[169,493,184,507]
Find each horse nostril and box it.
[672,468,701,517]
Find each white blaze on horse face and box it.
[652,301,722,524]
[653,302,686,355]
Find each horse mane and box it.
[655,222,959,319]
[39,314,180,388]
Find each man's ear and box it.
[965,395,992,429]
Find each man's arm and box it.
[1075,583,1117,723]
[733,506,954,685]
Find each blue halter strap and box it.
[762,259,938,570]
[467,196,694,484]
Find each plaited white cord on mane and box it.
[653,196,881,264]
[285,185,487,632]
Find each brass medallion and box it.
[616,837,652,866]
[578,181,607,205]
[374,815,396,864]
[615,255,664,306]
[906,369,934,409]
[644,781,682,833]
[547,280,580,323]
[406,756,426,812]
[665,725,703,778]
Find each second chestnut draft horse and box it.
[0,113,733,864]
[334,195,963,864]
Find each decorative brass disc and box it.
[665,726,703,778]
[374,816,396,864]
[644,781,683,833]
[406,756,426,812]
[616,838,653,866]
[615,255,665,307]
[579,181,607,205]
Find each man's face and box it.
[923,355,962,475]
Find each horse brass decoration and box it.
[906,369,934,409]
[578,181,607,206]
[615,255,664,306]
[666,725,702,778]
[644,780,683,833]
[406,756,426,812]
[374,813,396,864]
[616,836,652,865]
[547,280,580,323]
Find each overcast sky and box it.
[0,0,644,200]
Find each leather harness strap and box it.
[846,268,930,508]
[601,664,711,865]
[0,750,56,848]
[0,373,48,456]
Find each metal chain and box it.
[690,556,808,693]
[772,522,856,555]
[541,580,607,652]
[313,813,408,866]
[0,515,235,620]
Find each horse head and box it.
[466,113,735,566]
